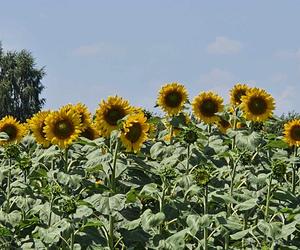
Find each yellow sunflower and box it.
[192,91,224,124]
[44,108,82,148]
[0,116,27,145]
[157,82,188,116]
[95,96,133,137]
[80,123,100,140]
[240,88,275,122]
[230,83,250,106]
[217,118,231,134]
[284,119,300,147]
[120,113,150,152]
[28,111,51,148]
[60,103,92,130]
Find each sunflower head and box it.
[0,116,27,145]
[80,123,100,140]
[44,108,82,148]
[192,91,224,124]
[240,88,275,122]
[230,83,250,106]
[157,82,188,116]
[28,111,51,148]
[193,168,210,186]
[284,119,300,147]
[217,117,231,134]
[95,96,133,137]
[120,113,150,152]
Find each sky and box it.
[1,0,300,115]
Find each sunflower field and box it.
[0,83,300,250]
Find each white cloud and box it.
[72,43,123,57]
[207,36,242,55]
[274,86,296,114]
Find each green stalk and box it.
[48,194,54,227]
[108,214,114,250]
[6,159,12,213]
[111,140,119,194]
[264,174,273,221]
[159,181,166,234]
[291,146,298,194]
[186,144,190,174]
[108,140,119,249]
[70,216,75,250]
[64,148,69,173]
[242,214,248,249]
[203,184,208,250]
[169,123,174,144]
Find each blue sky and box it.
[1,1,300,115]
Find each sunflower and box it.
[0,116,27,145]
[80,123,100,140]
[230,83,250,106]
[157,82,188,116]
[120,113,150,152]
[95,96,133,137]
[284,119,300,147]
[217,118,231,134]
[61,103,92,130]
[44,108,82,148]
[192,91,224,124]
[28,111,51,148]
[240,88,275,122]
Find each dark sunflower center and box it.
[199,99,218,117]
[220,119,230,128]
[165,91,182,108]
[234,90,246,104]
[39,122,47,138]
[3,125,17,140]
[81,127,94,140]
[248,97,267,115]
[54,120,74,139]
[290,125,300,141]
[125,123,142,143]
[105,107,125,125]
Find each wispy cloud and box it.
[206,36,242,55]
[72,43,123,57]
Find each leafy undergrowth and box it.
[0,117,299,250]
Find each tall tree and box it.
[0,43,45,121]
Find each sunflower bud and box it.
[194,168,210,186]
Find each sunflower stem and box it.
[265,174,273,221]
[111,140,119,194]
[6,159,12,213]
[169,123,174,144]
[186,144,190,174]
[64,148,69,173]
[203,184,208,250]
[292,146,298,194]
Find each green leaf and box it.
[235,131,264,151]
[122,218,141,230]
[230,229,250,240]
[141,209,165,231]
[74,205,93,219]
[281,221,298,238]
[150,142,165,159]
[186,214,211,236]
[235,198,257,211]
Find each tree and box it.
[0,42,45,121]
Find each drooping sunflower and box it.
[80,123,100,140]
[0,116,27,145]
[240,88,275,122]
[192,91,224,124]
[283,119,300,147]
[44,108,82,148]
[28,111,51,148]
[120,113,150,152]
[157,82,188,116]
[95,96,133,137]
[217,117,231,134]
[230,83,250,106]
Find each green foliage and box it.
[1,112,300,249]
[0,43,45,121]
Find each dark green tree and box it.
[0,42,45,121]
